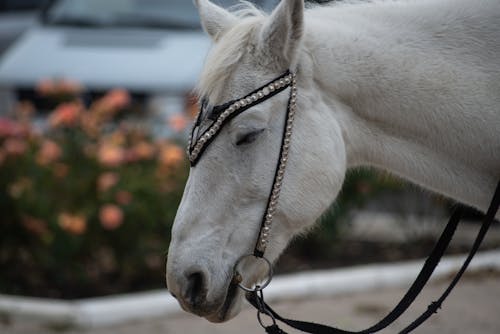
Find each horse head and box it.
[166,0,347,322]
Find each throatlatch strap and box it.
[247,180,500,334]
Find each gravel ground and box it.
[2,270,499,334]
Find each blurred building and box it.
[0,0,47,54]
[0,0,279,137]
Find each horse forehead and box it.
[203,69,267,108]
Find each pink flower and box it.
[95,89,131,113]
[58,213,87,235]
[97,144,125,167]
[49,102,82,128]
[36,78,83,96]
[0,118,11,137]
[159,144,184,169]
[3,138,27,156]
[21,215,49,237]
[168,113,188,132]
[97,172,120,192]
[99,204,124,230]
[185,95,200,119]
[128,141,156,161]
[36,140,62,165]
[0,118,29,138]
[115,190,133,206]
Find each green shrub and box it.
[0,89,188,298]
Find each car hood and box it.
[0,26,211,93]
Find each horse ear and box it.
[260,0,304,65]
[195,0,237,41]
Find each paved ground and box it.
[2,270,499,334]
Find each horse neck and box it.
[301,1,500,213]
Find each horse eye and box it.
[235,129,265,146]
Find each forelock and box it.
[196,2,267,100]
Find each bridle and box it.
[188,69,296,258]
[187,70,500,334]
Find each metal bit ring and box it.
[233,255,273,292]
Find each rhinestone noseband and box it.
[188,70,297,257]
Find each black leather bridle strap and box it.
[399,179,500,333]
[247,180,500,334]
[247,207,464,333]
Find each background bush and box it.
[0,86,188,298]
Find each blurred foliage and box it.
[0,83,189,298]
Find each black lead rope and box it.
[247,180,500,334]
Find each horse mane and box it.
[196,2,267,100]
[197,0,499,101]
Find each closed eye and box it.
[235,129,265,146]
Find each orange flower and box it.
[159,144,184,169]
[95,89,131,113]
[129,141,156,161]
[36,78,83,96]
[97,172,119,192]
[21,215,49,237]
[36,140,62,166]
[58,213,87,235]
[99,204,124,230]
[97,144,125,167]
[115,190,133,205]
[0,118,13,137]
[168,113,189,132]
[0,117,31,138]
[3,138,27,156]
[185,95,200,119]
[49,102,83,128]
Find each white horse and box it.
[166,0,500,323]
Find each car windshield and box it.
[44,0,278,30]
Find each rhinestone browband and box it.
[188,70,295,167]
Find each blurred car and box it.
[0,0,278,136]
[0,0,47,54]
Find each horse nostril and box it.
[185,271,206,307]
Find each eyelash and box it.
[236,129,265,146]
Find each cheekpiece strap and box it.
[253,73,297,256]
